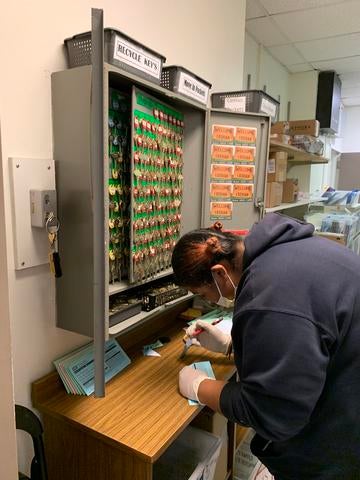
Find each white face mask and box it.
[212,271,236,309]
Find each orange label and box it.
[232,183,254,200]
[234,146,256,163]
[210,183,232,199]
[211,145,234,162]
[235,127,257,144]
[233,165,255,182]
[212,125,235,143]
[211,164,234,180]
[210,202,233,218]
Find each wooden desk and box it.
[32,310,236,480]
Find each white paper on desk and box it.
[143,347,161,357]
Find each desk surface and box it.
[32,321,235,463]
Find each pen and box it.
[179,317,224,359]
[183,317,224,342]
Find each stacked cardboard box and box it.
[266,151,287,208]
[282,178,299,203]
[271,119,324,156]
[271,119,320,137]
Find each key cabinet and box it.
[52,61,270,340]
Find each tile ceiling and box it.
[246,0,360,105]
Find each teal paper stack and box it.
[54,339,131,395]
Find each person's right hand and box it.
[185,320,232,355]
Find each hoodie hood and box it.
[243,213,314,268]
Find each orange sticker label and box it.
[212,125,235,143]
[211,164,234,180]
[233,165,255,182]
[210,183,232,199]
[210,202,233,218]
[234,146,256,163]
[232,183,254,201]
[235,127,257,144]
[211,145,234,162]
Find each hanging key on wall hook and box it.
[46,212,62,278]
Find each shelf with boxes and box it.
[269,141,328,165]
[265,119,328,212]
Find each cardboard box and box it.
[269,133,291,145]
[265,182,283,208]
[282,178,299,203]
[267,151,287,182]
[288,119,320,137]
[271,121,290,135]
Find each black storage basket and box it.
[161,66,212,105]
[64,28,166,84]
[211,90,279,122]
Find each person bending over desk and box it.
[171,213,360,480]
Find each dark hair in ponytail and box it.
[171,223,243,288]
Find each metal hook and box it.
[45,212,60,233]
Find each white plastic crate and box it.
[153,426,222,480]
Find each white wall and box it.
[243,33,290,121]
[340,106,360,153]
[0,0,246,474]
[288,71,318,121]
[0,121,18,480]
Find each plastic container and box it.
[153,426,222,480]
[64,29,166,84]
[211,90,279,123]
[161,66,212,105]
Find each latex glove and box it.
[185,320,232,354]
[179,365,213,403]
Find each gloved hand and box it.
[185,320,232,355]
[178,365,213,403]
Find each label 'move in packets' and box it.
[177,71,210,104]
[113,36,162,79]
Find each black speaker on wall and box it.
[316,71,341,134]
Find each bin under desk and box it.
[32,311,236,480]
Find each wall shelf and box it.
[270,141,328,165]
[265,199,311,213]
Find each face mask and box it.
[212,271,236,309]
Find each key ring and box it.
[45,212,60,233]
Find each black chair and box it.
[15,405,48,480]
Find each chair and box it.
[15,405,48,480]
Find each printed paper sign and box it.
[210,202,233,219]
[233,165,255,182]
[260,98,277,118]
[210,164,234,181]
[224,96,246,112]
[212,124,235,143]
[232,183,254,202]
[113,36,162,79]
[234,146,256,163]
[177,71,210,104]
[211,145,234,162]
[210,183,232,199]
[235,127,257,144]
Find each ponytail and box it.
[171,223,242,288]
